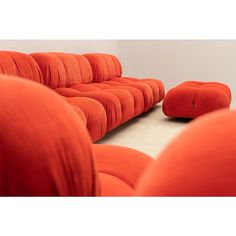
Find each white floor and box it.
[97,104,191,158]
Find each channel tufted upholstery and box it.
[0,51,165,142]
[84,53,165,106]
[83,53,122,82]
[0,51,107,142]
[31,52,139,130]
[0,51,42,83]
[0,76,153,196]
[31,52,93,88]
[162,81,231,118]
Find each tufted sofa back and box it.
[31,52,93,88]
[84,53,122,82]
[0,51,43,83]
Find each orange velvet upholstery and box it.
[64,97,107,142]
[55,87,122,131]
[113,77,165,103]
[0,76,97,196]
[83,53,122,82]
[69,105,87,125]
[102,80,154,112]
[31,52,93,87]
[0,51,42,83]
[93,144,153,196]
[31,52,140,130]
[91,83,145,116]
[0,51,107,142]
[84,53,165,106]
[163,81,231,118]
[136,109,236,196]
[0,51,165,142]
[0,76,153,196]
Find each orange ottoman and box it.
[162,81,231,118]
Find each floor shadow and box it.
[163,117,193,124]
[96,117,140,143]
[136,104,162,119]
[97,106,162,143]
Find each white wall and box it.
[0,40,119,55]
[0,40,235,98]
[118,40,236,98]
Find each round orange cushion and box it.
[0,76,97,196]
[136,109,236,196]
[163,81,231,118]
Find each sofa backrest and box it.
[31,52,93,88]
[0,51,42,83]
[84,53,122,82]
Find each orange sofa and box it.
[0,76,152,196]
[1,76,236,196]
[0,51,108,142]
[31,52,165,133]
[0,51,164,142]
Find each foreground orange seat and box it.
[163,81,231,118]
[136,109,236,196]
[0,76,152,196]
[0,51,107,142]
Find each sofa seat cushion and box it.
[101,80,153,112]
[64,96,107,142]
[110,77,165,104]
[91,83,144,116]
[93,144,153,196]
[55,87,122,132]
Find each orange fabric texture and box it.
[102,80,154,112]
[31,52,93,88]
[32,52,143,131]
[84,53,165,108]
[55,88,122,131]
[0,51,42,83]
[136,109,236,196]
[0,51,107,142]
[70,84,135,124]
[112,77,165,103]
[0,51,165,142]
[91,83,145,116]
[0,76,97,196]
[162,81,231,118]
[93,144,153,196]
[84,53,122,82]
[69,105,87,125]
[0,76,153,196]
[64,97,107,142]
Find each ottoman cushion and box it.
[163,81,231,118]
